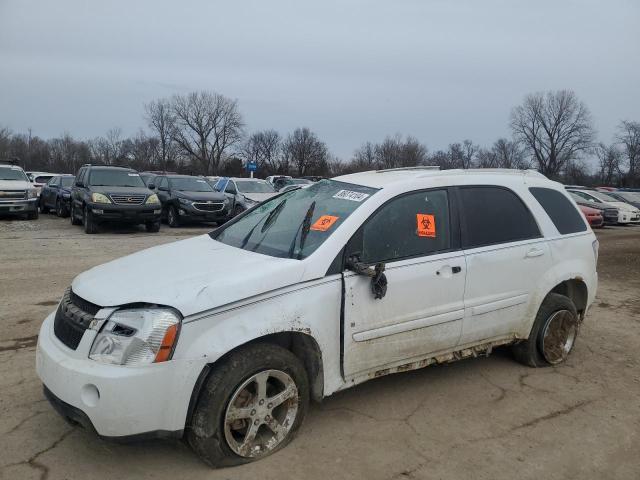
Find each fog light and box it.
[93,209,104,214]
[153,209,161,214]
[179,209,185,215]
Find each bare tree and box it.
[351,142,377,170]
[510,90,594,179]
[477,138,528,169]
[171,91,244,175]
[448,139,478,169]
[241,130,282,174]
[594,142,621,185]
[145,98,177,171]
[282,127,329,176]
[616,120,640,187]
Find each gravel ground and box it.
[1,214,639,480]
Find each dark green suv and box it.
[70,165,162,234]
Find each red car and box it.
[579,204,604,228]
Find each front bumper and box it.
[178,202,230,222]
[88,202,162,223]
[36,311,201,438]
[0,198,38,214]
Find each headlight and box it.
[89,308,181,366]
[178,197,192,206]
[62,193,70,198]
[91,193,111,204]
[145,194,160,205]
[223,198,230,205]
[27,189,38,199]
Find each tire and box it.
[512,293,579,367]
[40,198,49,214]
[26,209,39,220]
[83,206,98,234]
[145,221,160,233]
[233,205,244,217]
[187,343,309,468]
[168,205,180,228]
[70,203,82,225]
[56,199,69,218]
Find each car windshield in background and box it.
[212,179,378,259]
[60,177,75,187]
[89,170,146,187]
[236,181,276,193]
[592,191,621,203]
[617,192,640,201]
[170,177,214,192]
[35,176,53,184]
[0,168,28,181]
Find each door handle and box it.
[436,265,462,277]
[525,248,545,258]
[452,266,462,274]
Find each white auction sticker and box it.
[333,190,370,202]
[128,173,139,176]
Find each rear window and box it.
[529,188,587,235]
[459,186,540,248]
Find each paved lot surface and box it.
[1,214,639,480]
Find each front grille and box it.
[603,208,618,218]
[109,194,146,205]
[53,288,100,350]
[192,202,225,212]
[0,190,26,200]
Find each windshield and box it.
[591,191,620,203]
[236,180,276,194]
[616,192,640,202]
[212,179,378,259]
[0,168,28,181]
[34,175,53,184]
[60,177,75,187]
[169,177,214,192]
[89,170,146,187]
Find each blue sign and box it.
[247,161,258,172]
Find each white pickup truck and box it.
[0,163,39,219]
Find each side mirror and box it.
[345,255,388,300]
[148,183,156,190]
[227,186,237,195]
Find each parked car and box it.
[275,178,313,191]
[604,191,640,210]
[140,171,177,186]
[265,175,291,187]
[69,165,162,234]
[0,163,39,219]
[280,183,313,193]
[568,192,618,225]
[578,204,603,228]
[39,175,75,217]
[37,169,597,467]
[214,177,278,216]
[26,171,56,196]
[154,174,230,227]
[568,188,640,224]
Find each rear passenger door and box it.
[457,186,552,345]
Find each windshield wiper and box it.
[239,198,288,249]
[287,201,316,259]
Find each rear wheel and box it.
[83,206,98,234]
[168,205,180,228]
[187,343,309,467]
[512,293,579,367]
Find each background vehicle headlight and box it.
[178,197,192,206]
[89,308,181,366]
[223,198,230,205]
[27,189,38,199]
[146,194,160,204]
[91,193,111,204]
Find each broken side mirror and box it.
[345,255,388,300]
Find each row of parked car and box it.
[0,161,320,233]
[567,186,640,228]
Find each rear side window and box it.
[529,187,587,234]
[459,186,540,248]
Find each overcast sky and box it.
[1,0,639,159]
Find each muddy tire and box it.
[512,293,579,367]
[187,343,309,468]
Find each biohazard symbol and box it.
[310,215,339,232]
[416,214,436,237]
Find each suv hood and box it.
[0,179,32,190]
[243,192,278,203]
[71,235,305,316]
[176,191,227,202]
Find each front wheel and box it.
[512,293,579,367]
[233,205,244,217]
[168,205,180,228]
[187,343,309,468]
[83,206,98,234]
[40,198,49,214]
[70,203,82,225]
[145,220,160,232]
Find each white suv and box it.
[36,168,598,467]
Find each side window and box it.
[225,181,236,194]
[459,186,540,248]
[158,177,167,189]
[49,177,59,186]
[76,168,85,185]
[359,189,451,264]
[529,187,587,234]
[215,178,228,191]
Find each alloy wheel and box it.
[541,309,578,365]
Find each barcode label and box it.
[333,190,370,202]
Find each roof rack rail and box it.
[375,166,440,173]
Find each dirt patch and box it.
[0,335,38,353]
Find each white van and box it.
[37,168,598,467]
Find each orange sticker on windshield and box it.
[416,214,436,237]
[311,215,339,232]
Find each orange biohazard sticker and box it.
[311,215,339,232]
[416,214,436,237]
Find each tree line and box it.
[1,89,639,186]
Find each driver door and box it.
[342,189,467,378]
